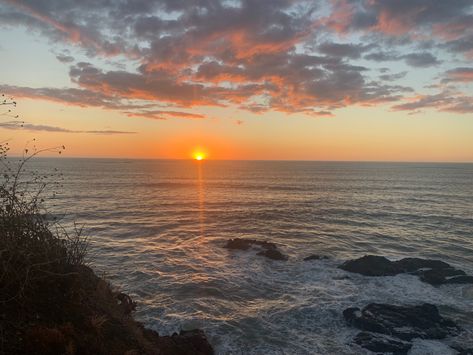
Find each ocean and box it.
[29,159,473,354]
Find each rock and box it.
[224,238,276,251]
[451,345,473,355]
[339,255,473,285]
[303,254,330,261]
[224,238,287,261]
[419,268,466,285]
[339,255,399,276]
[156,329,215,355]
[394,258,451,273]
[343,303,461,341]
[257,249,288,261]
[353,331,412,354]
[445,275,473,284]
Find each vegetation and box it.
[0,96,213,354]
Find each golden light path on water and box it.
[197,160,205,239]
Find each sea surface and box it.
[27,159,473,354]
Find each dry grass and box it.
[0,142,87,305]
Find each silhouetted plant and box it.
[0,95,88,304]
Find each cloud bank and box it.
[1,0,472,116]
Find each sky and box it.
[0,0,472,161]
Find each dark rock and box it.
[353,331,412,354]
[224,238,288,261]
[451,345,473,355]
[303,254,330,261]
[419,268,465,285]
[257,249,288,261]
[116,292,137,315]
[156,329,215,355]
[394,258,451,273]
[339,255,399,276]
[339,255,473,285]
[343,303,461,341]
[445,275,473,284]
[224,238,276,251]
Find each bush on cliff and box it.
[0,98,213,354]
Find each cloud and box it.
[379,72,407,81]
[0,120,136,134]
[365,51,441,67]
[402,52,441,68]
[125,110,206,120]
[0,84,158,112]
[326,0,473,37]
[364,51,401,62]
[1,0,472,117]
[392,89,473,113]
[56,54,74,63]
[317,42,372,59]
[443,67,473,83]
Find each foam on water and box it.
[25,159,473,354]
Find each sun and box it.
[194,152,206,161]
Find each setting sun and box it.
[194,153,205,161]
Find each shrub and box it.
[0,96,88,305]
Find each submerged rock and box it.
[344,303,461,341]
[303,254,330,261]
[353,331,412,354]
[339,255,473,285]
[224,238,276,251]
[224,238,288,261]
[257,249,288,261]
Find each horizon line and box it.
[8,156,473,164]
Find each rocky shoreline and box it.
[2,264,214,355]
[223,239,473,354]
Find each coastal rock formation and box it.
[343,303,461,341]
[154,329,215,355]
[224,238,277,251]
[344,303,462,353]
[303,254,330,261]
[353,331,412,354]
[8,264,214,355]
[339,255,473,285]
[224,238,288,261]
[451,345,473,355]
[257,249,288,261]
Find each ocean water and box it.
[29,159,473,354]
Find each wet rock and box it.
[303,254,330,261]
[224,238,288,261]
[257,249,288,261]
[224,238,276,251]
[343,303,461,341]
[445,275,473,284]
[353,331,412,354]
[339,255,473,285]
[394,257,451,272]
[156,329,215,355]
[451,345,473,355]
[339,255,399,276]
[419,268,466,285]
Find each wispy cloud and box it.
[0,120,136,134]
[125,110,206,120]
